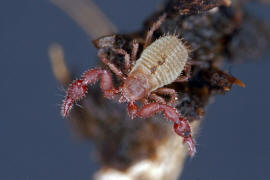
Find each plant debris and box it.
[63,0,270,171]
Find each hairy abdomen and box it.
[129,35,188,91]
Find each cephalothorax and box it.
[61,14,196,156]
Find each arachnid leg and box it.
[175,60,209,83]
[112,48,131,74]
[136,102,195,156]
[127,101,138,119]
[98,51,125,79]
[144,14,166,48]
[154,88,178,105]
[140,97,150,104]
[174,63,191,83]
[149,93,167,104]
[112,40,139,74]
[137,103,181,124]
[61,68,118,117]
[131,40,139,66]
[174,121,196,157]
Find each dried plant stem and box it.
[94,121,201,180]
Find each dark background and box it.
[0,0,269,179]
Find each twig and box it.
[50,0,117,39]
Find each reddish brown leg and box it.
[98,51,125,79]
[131,102,195,156]
[174,63,191,83]
[140,97,150,104]
[144,13,166,48]
[174,122,196,156]
[175,61,209,83]
[154,88,178,105]
[127,101,138,119]
[131,40,139,66]
[136,103,180,124]
[149,93,166,104]
[61,68,118,117]
[112,39,139,73]
[112,48,132,74]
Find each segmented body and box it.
[129,35,188,92]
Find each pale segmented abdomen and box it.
[129,35,189,91]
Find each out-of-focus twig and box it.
[50,0,117,39]
[48,43,71,85]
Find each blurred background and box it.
[0,0,270,179]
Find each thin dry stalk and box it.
[50,0,117,39]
